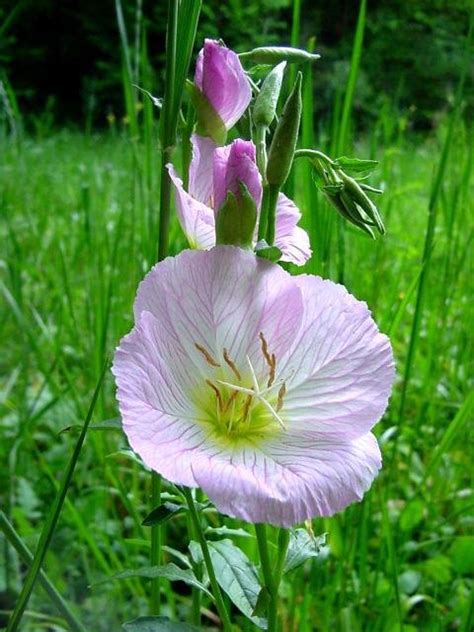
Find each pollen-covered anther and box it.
[259,331,277,387]
[276,382,287,412]
[206,379,223,411]
[223,348,242,381]
[195,343,221,368]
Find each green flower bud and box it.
[240,46,320,65]
[266,72,302,187]
[215,182,258,248]
[186,80,227,145]
[253,62,286,128]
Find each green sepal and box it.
[255,239,282,262]
[253,61,286,128]
[339,171,385,234]
[240,46,320,65]
[333,155,379,176]
[266,72,302,187]
[215,182,257,248]
[186,80,227,145]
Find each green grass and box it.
[0,119,472,630]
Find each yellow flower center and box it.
[192,333,287,447]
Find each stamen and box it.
[223,348,241,381]
[276,382,286,412]
[241,394,253,422]
[195,343,221,368]
[206,379,223,411]
[267,353,276,388]
[259,332,272,368]
[216,379,254,396]
[223,390,238,413]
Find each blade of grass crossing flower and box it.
[6,359,108,632]
[153,0,201,613]
[115,0,139,139]
[0,512,86,632]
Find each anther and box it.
[206,379,223,411]
[276,382,286,412]
[195,343,221,368]
[223,390,238,413]
[241,394,253,422]
[223,348,241,381]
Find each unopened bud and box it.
[186,80,227,145]
[266,73,302,187]
[215,182,257,248]
[240,46,320,65]
[253,62,286,128]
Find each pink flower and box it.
[195,39,251,131]
[112,247,394,527]
[167,135,311,265]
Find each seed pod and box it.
[266,72,302,187]
[253,62,286,128]
[240,46,320,65]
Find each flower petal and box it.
[213,140,262,215]
[193,432,382,526]
[188,134,216,205]
[167,165,216,250]
[280,275,395,439]
[133,247,303,381]
[195,39,251,130]
[274,193,311,266]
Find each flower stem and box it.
[255,524,290,632]
[157,0,179,262]
[150,472,162,614]
[265,183,280,246]
[182,487,232,631]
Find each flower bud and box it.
[215,182,258,248]
[266,72,302,187]
[253,62,286,128]
[192,39,251,142]
[240,46,320,65]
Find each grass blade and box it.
[0,512,86,632]
[6,359,108,632]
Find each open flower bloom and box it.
[113,247,394,527]
[167,136,311,265]
[194,39,251,131]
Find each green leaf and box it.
[333,156,379,175]
[284,529,327,574]
[399,499,425,532]
[96,563,212,598]
[205,526,254,539]
[208,539,267,629]
[122,616,200,631]
[448,536,474,575]
[142,502,184,527]
[252,587,271,617]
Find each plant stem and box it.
[255,524,289,632]
[182,487,232,631]
[265,184,280,246]
[157,0,179,262]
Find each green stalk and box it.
[266,184,281,246]
[255,524,290,632]
[6,360,108,632]
[182,488,232,631]
[157,0,179,262]
[0,512,86,632]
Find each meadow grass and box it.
[0,115,472,630]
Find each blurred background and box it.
[1,0,472,134]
